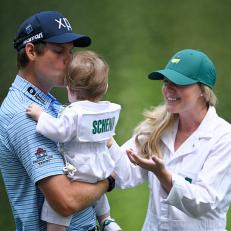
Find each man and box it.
[0,11,115,231]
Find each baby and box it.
[26,51,122,231]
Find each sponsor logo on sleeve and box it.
[33,147,53,166]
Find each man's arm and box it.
[38,174,109,217]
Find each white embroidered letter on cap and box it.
[55,18,66,29]
[63,18,72,31]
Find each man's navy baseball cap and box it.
[14,11,91,51]
[148,49,216,89]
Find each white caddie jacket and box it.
[112,106,231,231]
[37,100,121,183]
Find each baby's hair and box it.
[66,51,109,101]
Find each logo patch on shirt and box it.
[33,147,53,166]
[27,87,46,104]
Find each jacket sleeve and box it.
[109,137,148,189]
[36,109,77,143]
[163,133,231,218]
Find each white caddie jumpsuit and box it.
[36,100,121,226]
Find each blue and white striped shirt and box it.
[0,75,96,231]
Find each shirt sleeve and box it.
[110,137,148,189]
[162,133,231,218]
[36,108,77,143]
[7,111,65,184]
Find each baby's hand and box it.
[26,104,43,121]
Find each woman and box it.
[111,49,231,230]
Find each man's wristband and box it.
[106,175,115,192]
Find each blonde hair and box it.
[200,84,217,106]
[135,84,217,159]
[66,51,109,100]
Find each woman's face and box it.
[162,79,205,114]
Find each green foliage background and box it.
[1,1,231,230]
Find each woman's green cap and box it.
[148,49,216,88]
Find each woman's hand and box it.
[126,148,164,173]
[126,148,172,193]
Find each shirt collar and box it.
[12,75,58,108]
[161,106,217,148]
[161,106,218,161]
[193,106,217,138]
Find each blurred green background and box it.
[1,0,231,230]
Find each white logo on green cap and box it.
[171,58,181,64]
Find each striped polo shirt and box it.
[0,75,96,231]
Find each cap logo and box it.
[55,17,72,31]
[23,32,43,45]
[25,24,33,34]
[171,58,181,64]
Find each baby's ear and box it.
[103,83,109,95]
[67,86,75,96]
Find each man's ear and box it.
[25,43,37,61]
